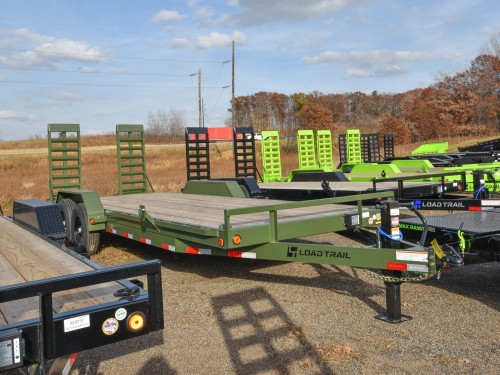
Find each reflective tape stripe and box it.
[124,232,134,239]
[162,243,176,251]
[186,248,211,255]
[107,228,116,234]
[140,237,151,245]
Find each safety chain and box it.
[359,268,434,283]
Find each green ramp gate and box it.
[316,130,334,171]
[297,130,318,170]
[116,124,153,194]
[346,129,363,164]
[261,131,284,182]
[48,124,82,201]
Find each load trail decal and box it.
[287,246,351,259]
[413,200,466,209]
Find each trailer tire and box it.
[59,198,76,243]
[71,203,100,255]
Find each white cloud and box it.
[0,29,109,68]
[0,110,38,121]
[303,49,435,77]
[35,40,108,62]
[170,38,190,48]
[345,68,369,78]
[196,31,246,49]
[152,10,183,22]
[171,31,246,49]
[234,0,367,25]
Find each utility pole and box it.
[198,68,202,128]
[231,40,235,127]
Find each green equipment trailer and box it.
[56,187,437,323]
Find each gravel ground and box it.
[66,232,500,375]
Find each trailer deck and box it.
[0,216,122,324]
[259,180,452,200]
[100,192,370,230]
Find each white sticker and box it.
[362,212,370,218]
[486,200,500,206]
[396,251,428,263]
[115,308,127,321]
[64,314,90,332]
[407,264,429,273]
[390,208,400,216]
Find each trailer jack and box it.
[376,280,412,323]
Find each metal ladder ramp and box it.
[361,133,381,162]
[233,127,257,179]
[346,129,363,164]
[185,127,210,181]
[316,129,334,171]
[383,134,395,160]
[261,131,283,182]
[48,123,82,201]
[297,130,318,170]
[116,124,153,195]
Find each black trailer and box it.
[0,200,163,374]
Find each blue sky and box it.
[0,0,498,140]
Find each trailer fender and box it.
[56,190,106,231]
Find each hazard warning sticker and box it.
[396,250,428,263]
[102,318,119,335]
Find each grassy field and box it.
[1,133,497,216]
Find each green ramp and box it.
[316,130,334,172]
[297,129,318,170]
[116,124,154,194]
[346,129,363,164]
[261,130,285,182]
[412,142,448,155]
[48,124,82,201]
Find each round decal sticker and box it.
[102,318,119,335]
[115,308,127,321]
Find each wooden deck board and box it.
[0,218,122,324]
[101,192,365,229]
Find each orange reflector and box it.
[218,237,224,246]
[232,235,242,245]
[89,218,95,225]
[386,262,408,271]
[127,312,146,332]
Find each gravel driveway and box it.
[68,233,500,375]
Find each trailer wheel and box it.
[59,198,76,243]
[71,203,100,255]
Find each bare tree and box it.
[168,108,187,139]
[146,108,187,139]
[481,32,500,57]
[146,109,169,137]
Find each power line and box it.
[0,47,227,64]
[0,79,230,89]
[0,66,197,77]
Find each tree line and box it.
[231,35,500,144]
